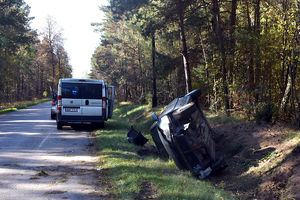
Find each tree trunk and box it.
[51,51,55,93]
[245,0,255,105]
[137,39,144,97]
[228,0,237,108]
[280,74,292,111]
[213,75,218,112]
[291,0,300,126]
[199,32,210,105]
[254,0,261,104]
[210,0,230,115]
[124,84,128,102]
[57,52,61,80]
[229,0,237,84]
[151,31,158,107]
[178,2,192,93]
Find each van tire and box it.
[57,122,63,130]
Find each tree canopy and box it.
[0,0,72,103]
[91,0,300,124]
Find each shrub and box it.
[255,102,278,124]
[138,92,152,105]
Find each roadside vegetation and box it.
[95,102,300,199]
[93,102,235,200]
[0,98,50,115]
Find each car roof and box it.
[60,78,104,84]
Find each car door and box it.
[107,85,114,118]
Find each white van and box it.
[56,78,114,129]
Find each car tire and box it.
[51,114,56,120]
[57,122,63,130]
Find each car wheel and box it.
[51,114,56,120]
[57,122,63,130]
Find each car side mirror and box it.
[52,93,57,100]
[152,113,159,121]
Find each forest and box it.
[91,0,300,125]
[0,0,72,104]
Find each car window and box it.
[160,96,189,117]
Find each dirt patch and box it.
[44,190,67,195]
[30,170,49,180]
[36,170,49,177]
[259,144,300,199]
[135,181,158,200]
[209,120,300,200]
[50,177,68,185]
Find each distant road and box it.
[0,102,106,200]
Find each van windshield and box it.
[62,83,102,99]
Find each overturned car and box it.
[150,89,227,179]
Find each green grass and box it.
[205,112,245,125]
[94,102,235,200]
[0,98,51,114]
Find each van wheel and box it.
[57,122,63,130]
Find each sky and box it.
[24,0,107,78]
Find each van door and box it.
[81,83,103,118]
[61,83,82,117]
[107,85,114,118]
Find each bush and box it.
[138,92,152,105]
[255,102,278,124]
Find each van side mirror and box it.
[152,113,159,121]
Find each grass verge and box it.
[0,98,51,115]
[94,102,235,200]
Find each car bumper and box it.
[57,113,105,123]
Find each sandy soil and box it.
[209,120,300,200]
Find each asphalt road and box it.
[0,102,107,200]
